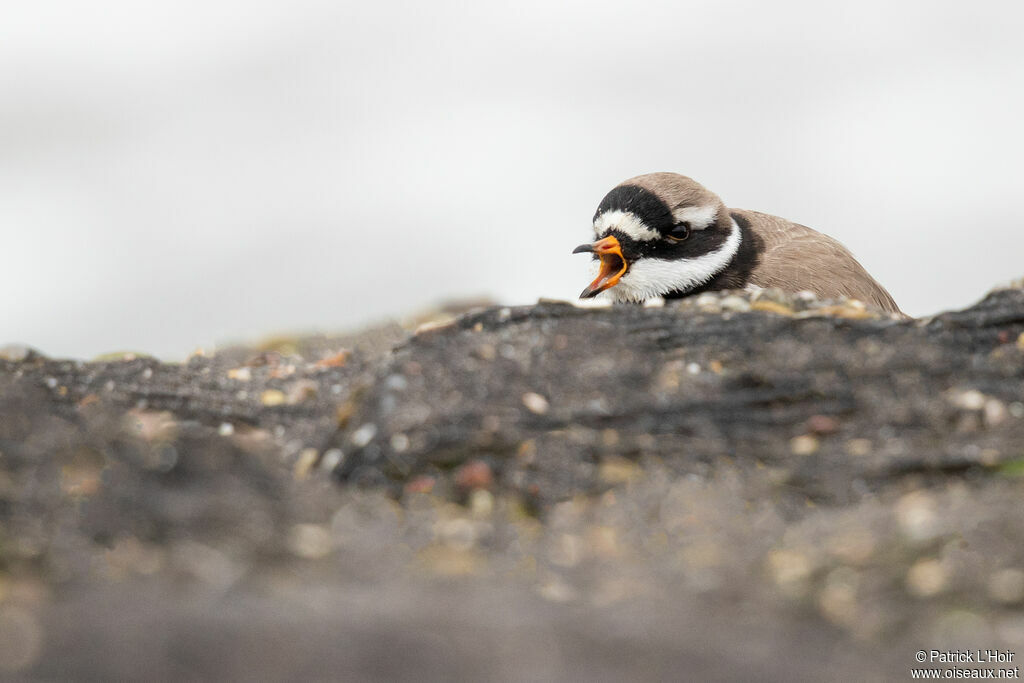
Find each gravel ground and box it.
[1,285,1023,680]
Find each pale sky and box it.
[3,0,1023,358]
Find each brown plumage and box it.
[733,209,902,314]
[580,173,904,316]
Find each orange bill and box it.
[572,235,627,298]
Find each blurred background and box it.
[2,0,1022,359]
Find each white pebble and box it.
[694,293,719,307]
[351,423,378,448]
[320,449,343,470]
[522,392,550,415]
[719,295,751,312]
[984,399,1008,427]
[390,433,410,452]
[951,390,986,411]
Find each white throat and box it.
[603,218,743,303]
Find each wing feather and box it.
[738,210,903,315]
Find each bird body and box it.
[574,173,903,316]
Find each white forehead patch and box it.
[600,218,743,303]
[593,210,659,242]
[672,204,719,230]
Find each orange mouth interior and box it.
[584,235,627,296]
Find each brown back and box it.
[737,210,904,315]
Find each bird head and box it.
[573,173,740,302]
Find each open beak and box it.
[572,235,628,299]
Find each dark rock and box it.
[2,286,1024,680]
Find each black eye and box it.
[667,223,690,242]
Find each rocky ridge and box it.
[1,285,1023,680]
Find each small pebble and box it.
[218,422,234,437]
[469,489,494,518]
[984,399,1008,427]
[598,456,640,484]
[260,389,286,406]
[350,423,378,448]
[806,415,839,435]
[686,362,701,375]
[516,440,537,464]
[285,379,318,404]
[979,448,1001,466]
[287,524,333,559]
[694,292,719,307]
[895,491,940,541]
[313,350,348,368]
[827,530,876,565]
[521,392,550,415]
[790,434,820,456]
[750,301,795,316]
[319,449,344,471]
[227,367,252,381]
[455,459,493,490]
[767,550,813,594]
[719,295,751,312]
[77,394,100,409]
[293,448,319,480]
[950,389,986,411]
[818,571,858,628]
[414,319,455,335]
[905,558,947,597]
